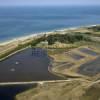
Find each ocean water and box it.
[0,6,100,42]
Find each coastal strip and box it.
[0,24,99,46]
[0,24,100,61]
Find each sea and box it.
[0,6,100,42]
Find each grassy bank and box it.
[0,42,31,61]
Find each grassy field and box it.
[16,79,100,100]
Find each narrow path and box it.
[0,79,73,86]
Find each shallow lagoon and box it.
[78,56,100,76]
[0,48,62,82]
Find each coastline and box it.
[0,24,100,61]
[0,24,99,46]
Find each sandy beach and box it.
[0,24,98,46]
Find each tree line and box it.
[31,33,91,46]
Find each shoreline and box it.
[0,24,99,46]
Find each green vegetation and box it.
[30,35,46,47]
[75,32,92,35]
[30,33,91,47]
[46,33,91,45]
[88,26,100,32]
